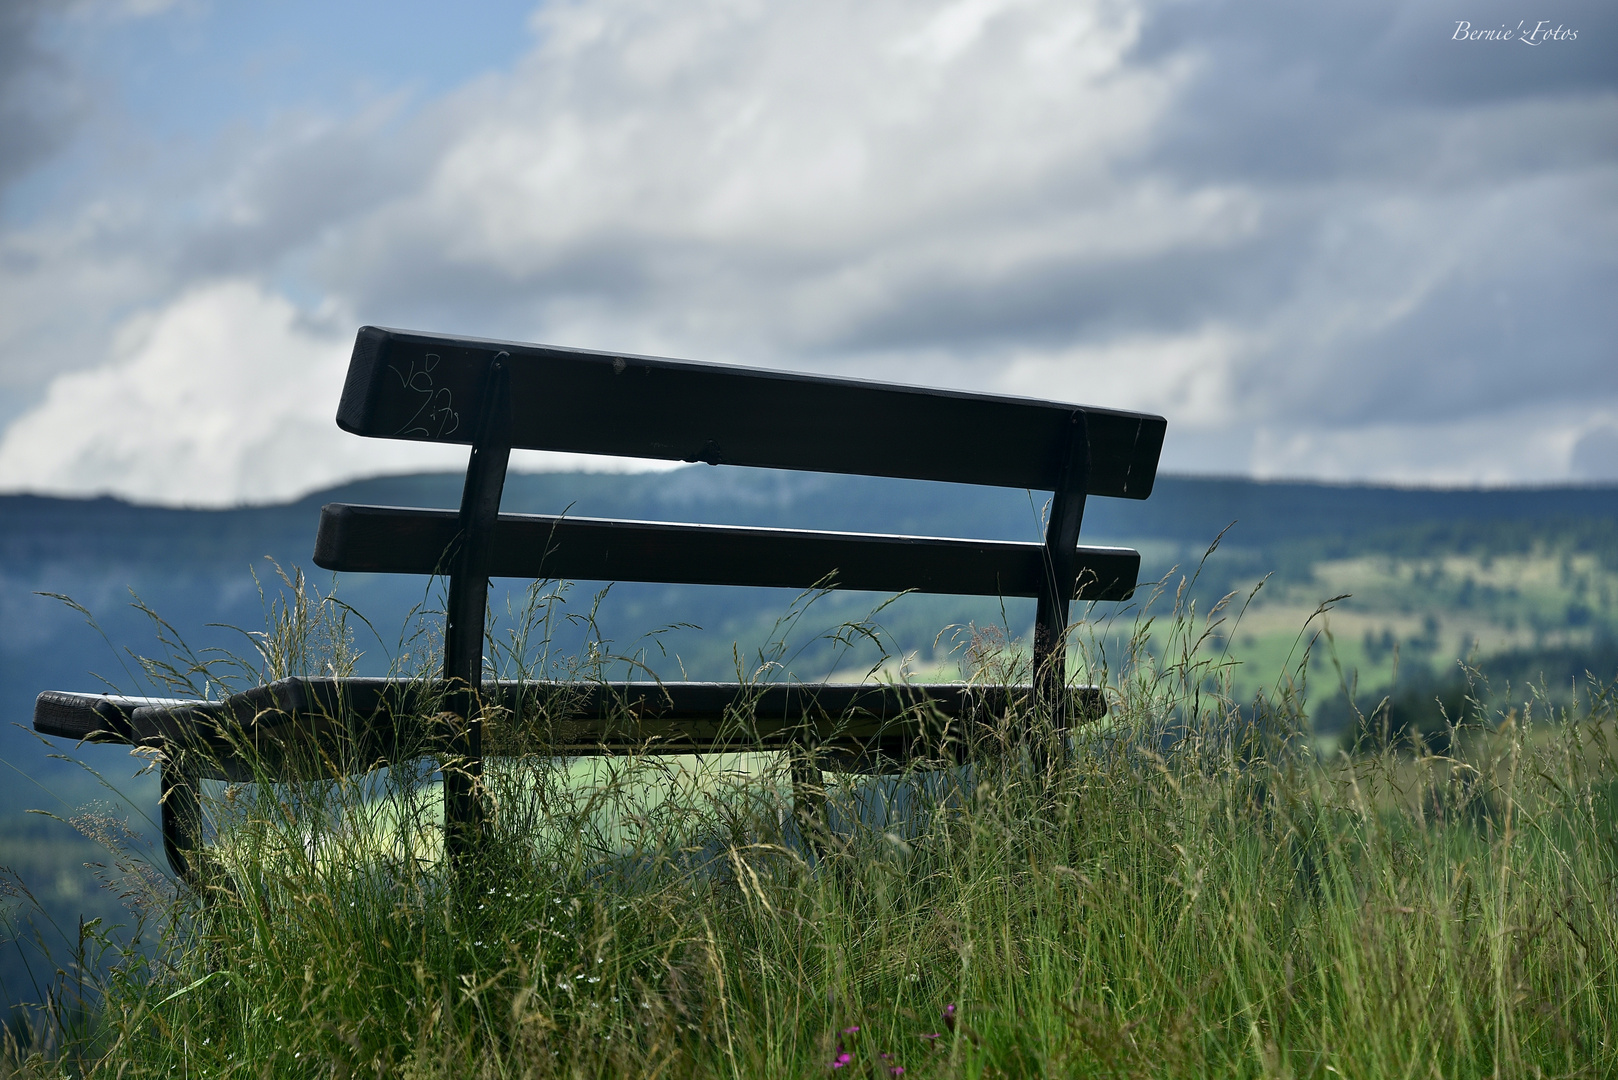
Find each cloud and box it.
[996,324,1245,426]
[318,0,1189,349]
[1571,421,1618,483]
[0,279,684,505]
[1247,400,1618,487]
[0,281,466,505]
[306,0,1618,411]
[0,0,89,193]
[1,0,1615,503]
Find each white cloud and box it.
[1571,419,1618,483]
[0,281,465,505]
[996,324,1246,427]
[1246,401,1618,487]
[335,0,1179,310]
[0,279,687,505]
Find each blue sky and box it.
[1,0,1614,505]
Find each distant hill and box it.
[11,467,1618,558]
[1096,475,1618,546]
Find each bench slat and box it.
[313,503,1141,601]
[129,677,1099,730]
[337,327,1166,498]
[83,678,1103,780]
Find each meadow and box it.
[3,563,1615,1078]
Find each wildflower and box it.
[830,1029,858,1070]
[943,1003,956,1032]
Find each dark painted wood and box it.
[103,677,1108,778]
[160,761,203,885]
[32,690,179,743]
[119,676,1098,729]
[337,327,1165,498]
[314,503,1141,602]
[1033,411,1091,715]
[442,356,512,865]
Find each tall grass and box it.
[5,566,1616,1078]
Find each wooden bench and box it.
[34,327,1165,881]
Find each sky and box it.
[0,0,1613,507]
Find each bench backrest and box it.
[325,326,1162,863]
[340,331,1156,630]
[318,325,1165,626]
[336,326,1164,497]
[319,323,1164,668]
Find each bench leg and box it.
[442,715,486,872]
[160,756,203,885]
[789,747,828,855]
[442,354,512,877]
[1034,409,1091,747]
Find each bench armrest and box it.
[33,691,195,745]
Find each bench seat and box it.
[35,679,1107,783]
